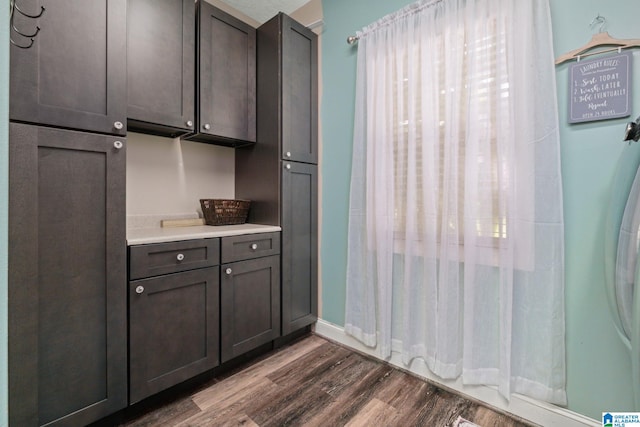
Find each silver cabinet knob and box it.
[285,164,291,170]
[176,253,185,262]
[225,268,232,275]
[135,285,144,294]
[186,120,193,127]
[203,123,211,131]
[114,121,124,130]
[250,243,258,250]
[113,140,123,150]
[286,151,292,158]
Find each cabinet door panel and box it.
[197,2,256,144]
[9,123,127,426]
[221,256,280,362]
[282,15,318,164]
[129,267,220,403]
[10,0,127,135]
[281,162,318,334]
[127,0,195,136]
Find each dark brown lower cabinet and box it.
[8,123,127,426]
[129,266,220,404]
[221,255,281,362]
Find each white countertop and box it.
[127,223,282,245]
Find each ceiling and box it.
[220,0,312,24]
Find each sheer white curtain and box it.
[345,0,566,404]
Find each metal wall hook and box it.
[590,14,606,33]
[10,37,34,49]
[12,22,40,38]
[10,0,45,50]
[13,2,45,19]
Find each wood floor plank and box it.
[246,381,335,426]
[266,341,353,387]
[412,389,474,427]
[368,368,431,410]
[191,374,276,411]
[249,354,383,426]
[123,335,537,427]
[344,397,399,427]
[120,395,202,427]
[177,377,281,426]
[314,353,382,397]
[191,336,325,410]
[471,405,536,427]
[389,379,440,425]
[217,413,259,427]
[248,351,396,426]
[302,363,397,426]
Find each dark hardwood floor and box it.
[118,334,536,427]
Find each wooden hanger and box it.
[555,15,640,65]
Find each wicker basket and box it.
[200,199,251,226]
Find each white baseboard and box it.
[313,319,598,427]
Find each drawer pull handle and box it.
[250,243,258,250]
[135,285,145,294]
[113,140,123,150]
[176,253,185,262]
[225,268,233,275]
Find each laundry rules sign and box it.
[568,51,632,123]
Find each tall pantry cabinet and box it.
[8,1,128,426]
[236,13,318,335]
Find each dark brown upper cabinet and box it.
[10,0,127,136]
[183,1,256,147]
[255,13,318,164]
[281,14,319,164]
[126,0,195,138]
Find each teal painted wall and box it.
[1,0,9,425]
[320,0,639,419]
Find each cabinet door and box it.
[281,14,318,164]
[281,162,318,334]
[129,267,220,403]
[221,256,280,362]
[10,0,127,136]
[8,123,127,426]
[127,0,195,137]
[195,1,256,145]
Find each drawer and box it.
[221,232,280,263]
[129,238,220,280]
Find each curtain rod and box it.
[346,0,445,45]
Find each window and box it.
[392,20,510,249]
